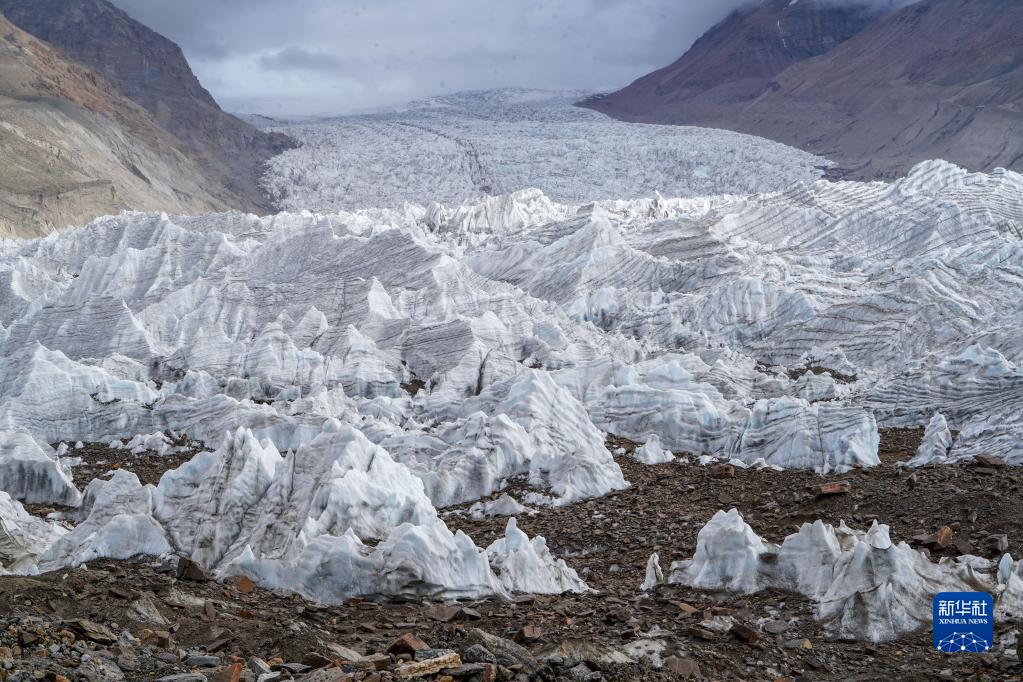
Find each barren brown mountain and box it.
[583,0,894,123]
[0,12,238,237]
[584,0,1023,179]
[0,0,294,214]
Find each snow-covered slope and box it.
[262,89,827,212]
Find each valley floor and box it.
[2,429,1019,681]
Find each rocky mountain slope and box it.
[0,13,238,237]
[0,0,294,215]
[584,0,1022,179]
[582,0,894,124]
[734,0,1023,177]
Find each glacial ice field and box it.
[261,89,828,212]
[1,91,1023,641]
[656,509,1023,643]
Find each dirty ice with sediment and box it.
[2,90,1023,642]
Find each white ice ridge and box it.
[111,431,190,457]
[0,159,1019,487]
[906,413,954,467]
[0,491,66,575]
[641,552,664,591]
[467,494,534,519]
[632,435,675,465]
[669,509,1023,642]
[32,425,586,603]
[0,431,80,506]
[485,518,588,594]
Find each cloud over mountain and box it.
[109,0,754,115]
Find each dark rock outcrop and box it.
[0,0,294,212]
[585,0,1022,178]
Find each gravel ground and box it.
[2,430,1020,680]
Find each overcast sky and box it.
[107,0,751,117]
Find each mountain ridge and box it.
[0,0,294,215]
[582,0,897,124]
[0,11,243,237]
[583,0,1022,178]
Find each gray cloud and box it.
[259,47,344,73]
[106,0,896,116]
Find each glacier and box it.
[0,90,1020,633]
[0,430,80,506]
[35,426,580,603]
[0,491,66,574]
[0,157,1019,609]
[632,435,675,465]
[907,412,954,467]
[669,509,1018,643]
[262,89,828,212]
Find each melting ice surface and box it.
[670,509,1023,643]
[262,89,828,212]
[0,91,1022,626]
